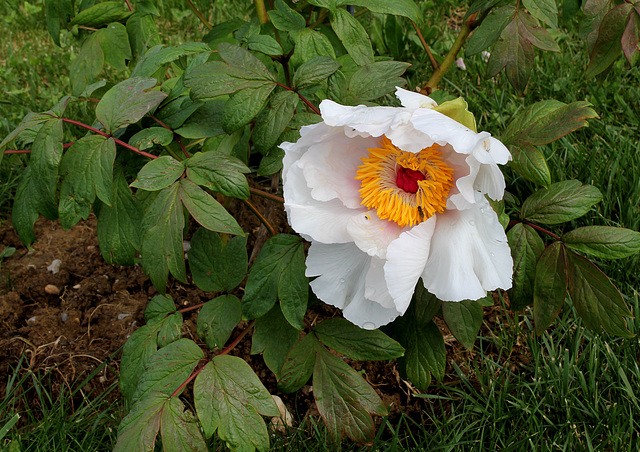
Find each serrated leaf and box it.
[278,333,317,393]
[141,183,186,292]
[566,250,633,337]
[96,77,167,133]
[441,300,483,350]
[189,228,247,292]
[508,223,545,310]
[178,179,243,235]
[131,156,184,191]
[313,318,404,360]
[222,83,276,133]
[349,61,410,101]
[313,345,387,444]
[129,127,174,151]
[533,242,567,334]
[521,180,603,224]
[96,170,142,265]
[508,144,552,187]
[71,1,131,27]
[331,8,374,66]
[197,295,242,349]
[59,135,116,207]
[100,22,132,71]
[243,234,308,329]
[586,3,633,77]
[70,33,104,96]
[522,0,558,28]
[562,226,640,259]
[251,306,299,380]
[145,294,177,324]
[268,0,306,32]
[132,42,210,78]
[466,6,515,56]
[502,100,598,147]
[185,151,250,199]
[132,338,203,404]
[341,0,421,24]
[194,356,279,448]
[292,56,341,90]
[160,397,208,452]
[113,391,167,452]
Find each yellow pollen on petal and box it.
[355,136,454,227]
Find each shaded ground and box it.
[0,206,532,431]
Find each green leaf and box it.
[290,28,337,67]
[0,247,16,260]
[174,99,224,138]
[522,0,558,28]
[521,180,603,225]
[12,167,41,246]
[184,62,270,100]
[185,151,250,199]
[268,0,306,32]
[327,70,347,103]
[128,127,173,151]
[330,8,374,66]
[222,83,276,133]
[342,0,421,24]
[243,234,308,330]
[486,17,533,94]
[0,112,52,163]
[160,397,208,452]
[113,391,166,452]
[278,333,317,393]
[71,1,131,27]
[586,4,633,77]
[508,223,545,311]
[441,300,483,350]
[131,42,210,77]
[348,61,410,101]
[566,250,633,337]
[132,338,204,404]
[292,56,341,90]
[131,156,185,191]
[96,170,142,265]
[194,355,279,448]
[433,97,477,132]
[70,33,104,96]
[502,100,598,147]
[257,147,285,176]
[126,12,162,58]
[58,191,91,230]
[562,226,640,260]
[96,77,167,133]
[59,135,116,206]
[178,179,243,235]
[100,22,132,71]
[403,320,445,391]
[313,345,387,444]
[157,312,183,348]
[247,34,282,56]
[197,295,242,349]
[141,183,186,292]
[413,283,441,325]
[45,0,73,46]
[145,294,177,324]
[508,144,552,187]
[252,91,298,154]
[621,8,640,64]
[466,6,515,56]
[189,228,247,292]
[313,318,404,360]
[30,118,63,220]
[533,242,567,335]
[251,306,299,380]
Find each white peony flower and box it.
[281,87,513,330]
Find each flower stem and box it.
[185,0,213,29]
[241,198,278,236]
[275,82,321,115]
[254,0,268,24]
[413,21,439,71]
[249,187,284,203]
[61,118,158,160]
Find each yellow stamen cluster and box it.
[356,136,454,227]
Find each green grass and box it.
[2,1,640,450]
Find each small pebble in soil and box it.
[61,312,68,323]
[27,316,36,324]
[47,259,62,274]
[117,313,132,320]
[73,284,81,289]
[45,284,60,295]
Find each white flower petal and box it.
[364,257,396,309]
[306,242,400,329]
[487,137,511,165]
[475,162,506,200]
[394,87,437,110]
[347,210,405,259]
[319,100,398,137]
[421,196,512,301]
[384,217,436,314]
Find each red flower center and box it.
[395,167,426,193]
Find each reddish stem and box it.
[179,302,207,314]
[5,142,75,154]
[249,187,284,204]
[218,321,255,356]
[124,0,132,11]
[152,115,190,158]
[510,221,562,241]
[62,118,158,160]
[275,82,321,115]
[241,198,278,235]
[171,361,208,397]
